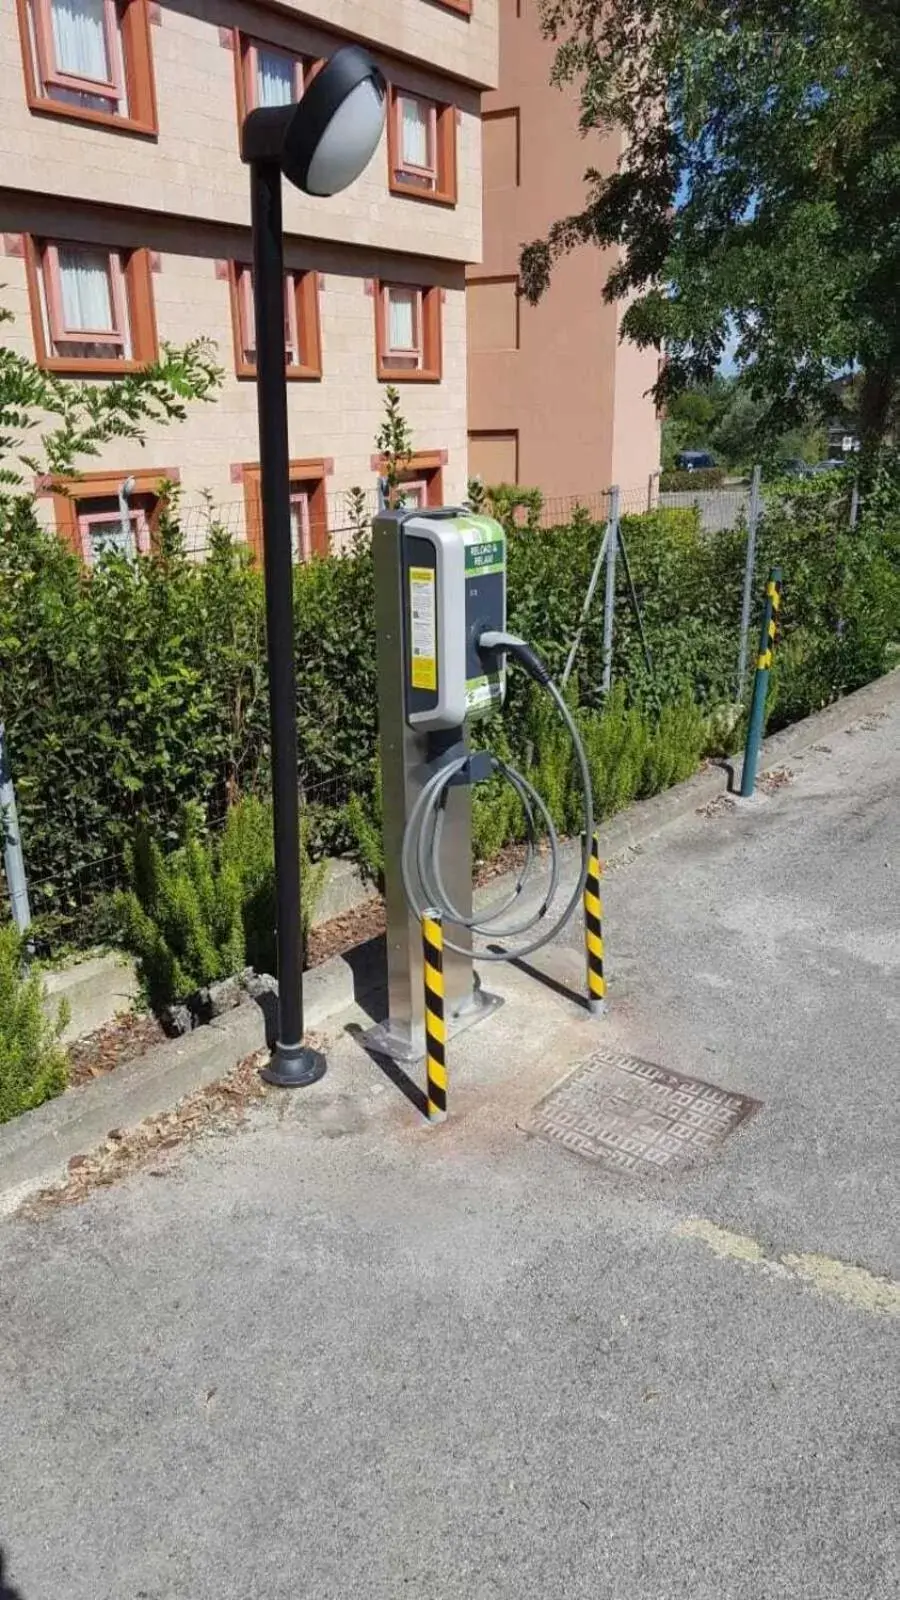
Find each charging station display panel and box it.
[400,512,506,730]
[462,520,506,719]
[404,532,441,724]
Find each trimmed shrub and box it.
[113,797,327,1009]
[0,922,68,1123]
[659,468,727,491]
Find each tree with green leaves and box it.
[0,304,221,490]
[520,1,900,454]
[375,383,413,508]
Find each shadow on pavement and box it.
[0,1550,24,1600]
[344,1022,428,1119]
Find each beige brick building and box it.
[0,0,498,560]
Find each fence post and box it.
[849,481,860,530]
[0,723,32,933]
[601,485,620,695]
[560,508,612,690]
[736,464,763,698]
[740,568,782,799]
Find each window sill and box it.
[26,91,158,139]
[37,354,152,376]
[236,362,323,382]
[434,0,472,14]
[389,177,457,208]
[377,365,441,384]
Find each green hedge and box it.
[1,467,897,945]
[659,468,727,491]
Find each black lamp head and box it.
[241,45,386,196]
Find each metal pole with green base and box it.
[740,567,782,798]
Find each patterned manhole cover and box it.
[525,1047,761,1175]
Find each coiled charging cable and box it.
[399,632,594,961]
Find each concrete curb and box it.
[3,669,897,1209]
[43,951,142,1043]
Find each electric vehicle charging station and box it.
[367,505,596,1066]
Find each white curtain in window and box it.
[388,289,417,351]
[257,49,294,107]
[290,494,310,562]
[51,0,110,82]
[59,248,114,332]
[400,97,430,167]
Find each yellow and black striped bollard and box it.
[583,834,607,1016]
[740,566,783,798]
[422,909,448,1123]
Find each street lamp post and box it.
[241,48,386,1087]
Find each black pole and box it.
[250,158,326,1089]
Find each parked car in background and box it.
[807,459,847,476]
[675,450,717,471]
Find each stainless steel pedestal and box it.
[364,512,500,1062]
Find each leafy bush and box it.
[2,464,897,948]
[659,468,727,491]
[0,922,68,1123]
[114,798,327,1009]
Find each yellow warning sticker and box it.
[409,566,437,691]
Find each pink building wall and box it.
[467,0,660,502]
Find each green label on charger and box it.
[464,539,504,577]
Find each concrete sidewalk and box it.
[1,686,898,1599]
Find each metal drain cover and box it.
[525,1046,761,1175]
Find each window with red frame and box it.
[388,86,457,205]
[397,478,429,510]
[394,92,437,190]
[241,36,305,110]
[371,452,445,507]
[240,460,328,563]
[77,499,151,564]
[17,0,157,131]
[27,237,156,371]
[230,262,321,379]
[383,285,421,370]
[289,488,311,563]
[376,281,441,382]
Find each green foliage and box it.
[376,385,413,508]
[758,471,900,727]
[0,922,68,1123]
[0,299,221,489]
[114,798,328,1009]
[115,817,245,1009]
[659,468,726,492]
[577,687,651,820]
[662,377,830,474]
[466,475,488,513]
[642,698,707,796]
[345,765,385,888]
[4,466,897,948]
[485,483,544,534]
[523,1,900,451]
[346,485,370,549]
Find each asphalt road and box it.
[1,687,898,1600]
[659,487,749,531]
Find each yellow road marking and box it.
[675,1218,900,1317]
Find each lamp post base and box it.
[261,1041,328,1088]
